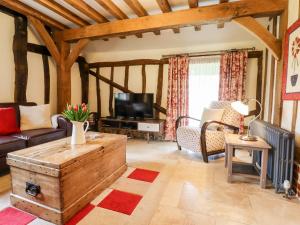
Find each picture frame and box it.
[282,18,300,100]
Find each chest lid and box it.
[7,132,126,170]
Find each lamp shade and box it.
[231,101,249,116]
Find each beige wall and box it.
[262,0,300,161]
[83,41,264,118]
[281,0,300,158]
[0,12,80,114]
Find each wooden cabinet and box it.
[99,118,165,142]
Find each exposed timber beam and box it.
[233,16,281,60]
[34,0,90,27]
[29,16,61,64]
[64,0,108,23]
[95,0,128,20]
[188,0,201,31]
[95,0,142,38]
[217,0,228,28]
[188,0,198,8]
[66,39,90,69]
[124,0,160,35]
[156,0,180,33]
[0,0,68,30]
[60,0,286,42]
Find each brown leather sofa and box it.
[0,102,72,172]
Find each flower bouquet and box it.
[62,103,90,145]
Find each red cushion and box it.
[0,107,20,135]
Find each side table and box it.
[225,133,271,188]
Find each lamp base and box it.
[239,135,258,141]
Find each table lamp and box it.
[231,98,262,141]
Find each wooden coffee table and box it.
[225,133,271,188]
[7,132,127,225]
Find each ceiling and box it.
[18,0,235,28]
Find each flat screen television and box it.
[114,93,154,119]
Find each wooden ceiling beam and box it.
[34,0,90,27]
[188,0,199,8]
[95,0,142,38]
[95,0,128,20]
[66,39,90,69]
[124,0,160,35]
[217,0,228,28]
[188,0,201,31]
[64,0,108,23]
[0,0,67,30]
[60,0,286,42]
[233,16,281,60]
[156,0,180,34]
[28,16,61,64]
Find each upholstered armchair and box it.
[176,101,240,163]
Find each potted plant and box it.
[62,103,90,145]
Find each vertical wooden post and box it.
[96,67,101,117]
[142,65,146,93]
[261,47,269,120]
[268,17,278,123]
[13,15,28,102]
[78,57,90,104]
[256,52,263,118]
[124,65,129,89]
[57,40,70,113]
[109,67,114,116]
[42,55,50,104]
[155,63,164,119]
[273,9,288,125]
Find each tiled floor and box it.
[1,139,300,225]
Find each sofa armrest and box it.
[57,116,72,137]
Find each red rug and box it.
[0,207,36,225]
[128,168,159,183]
[98,190,142,215]
[66,204,95,225]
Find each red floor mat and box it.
[98,190,142,215]
[0,207,36,225]
[66,203,95,225]
[127,168,159,183]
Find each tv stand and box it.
[99,118,165,142]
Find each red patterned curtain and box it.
[219,51,248,101]
[165,56,189,141]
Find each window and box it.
[189,56,220,126]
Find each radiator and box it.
[250,120,295,192]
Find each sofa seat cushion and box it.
[0,136,26,157]
[12,128,66,147]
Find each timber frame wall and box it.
[0,0,287,113]
[87,51,263,120]
[89,58,168,119]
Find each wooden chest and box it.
[7,132,127,225]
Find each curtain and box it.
[165,56,189,141]
[219,51,248,101]
[189,56,220,126]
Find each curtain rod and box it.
[161,47,256,59]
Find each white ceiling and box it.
[19,0,238,27]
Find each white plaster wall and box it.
[281,0,300,150]
[280,0,300,131]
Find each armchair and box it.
[176,101,240,163]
